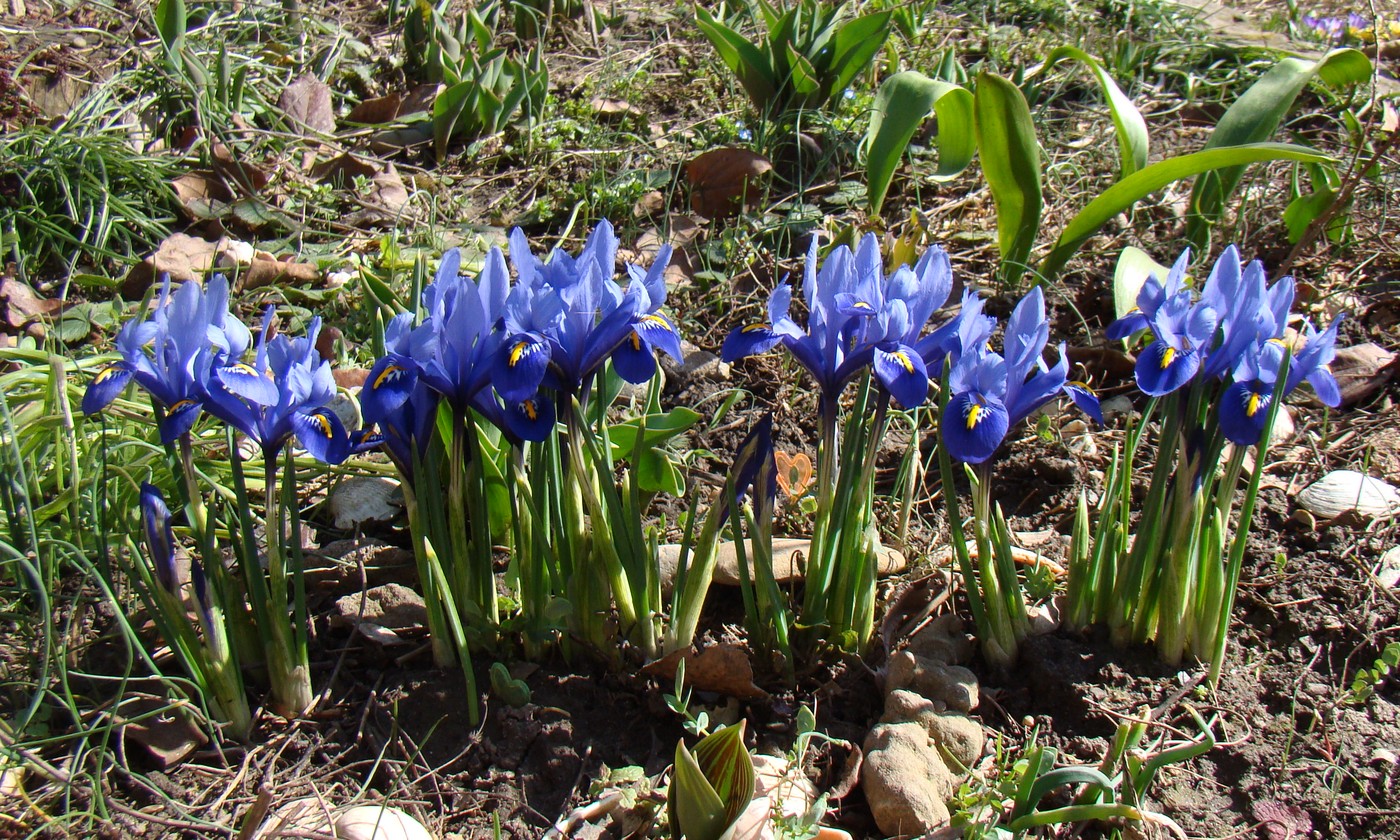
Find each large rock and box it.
[905,614,974,665]
[862,722,957,836]
[880,690,985,770]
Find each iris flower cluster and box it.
[1108,245,1341,444]
[1067,245,1343,679]
[360,221,682,447]
[83,275,358,465]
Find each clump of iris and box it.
[1067,245,1341,683]
[723,233,952,650]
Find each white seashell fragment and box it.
[329,477,402,530]
[1296,470,1400,520]
[335,805,435,840]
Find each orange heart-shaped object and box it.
[774,450,813,498]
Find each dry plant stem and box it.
[1278,131,1398,279]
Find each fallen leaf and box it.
[315,324,342,361]
[171,170,234,218]
[774,451,813,498]
[591,96,636,120]
[1252,800,1311,840]
[0,275,62,338]
[346,92,403,125]
[310,152,379,185]
[236,256,322,292]
[642,643,767,699]
[1066,345,1137,379]
[345,164,412,227]
[122,233,224,296]
[211,142,271,193]
[334,368,370,389]
[633,190,666,218]
[399,83,443,116]
[1327,342,1398,407]
[117,695,208,769]
[279,73,336,136]
[686,148,773,219]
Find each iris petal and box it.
[158,398,204,444]
[82,363,133,415]
[291,407,349,464]
[1219,381,1270,445]
[721,323,783,362]
[218,362,280,406]
[493,333,551,402]
[140,482,177,595]
[361,355,418,425]
[1135,341,1199,396]
[872,344,930,409]
[941,392,1010,464]
[501,395,556,443]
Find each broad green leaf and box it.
[1111,247,1172,320]
[433,80,476,161]
[695,5,778,111]
[1186,48,1371,248]
[154,0,187,53]
[1283,187,1342,244]
[822,10,892,102]
[864,71,973,213]
[691,722,755,828]
[669,741,728,840]
[1043,46,1149,177]
[974,72,1043,288]
[607,408,702,456]
[1041,143,1331,282]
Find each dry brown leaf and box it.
[171,170,234,217]
[123,233,224,296]
[590,96,636,121]
[1252,800,1311,840]
[346,92,403,125]
[310,152,378,185]
[1326,342,1398,407]
[686,148,773,219]
[1066,345,1137,379]
[400,83,443,116]
[334,368,370,389]
[279,73,336,136]
[117,695,208,770]
[346,164,412,227]
[633,190,667,219]
[641,643,767,699]
[0,275,62,338]
[211,142,271,193]
[237,256,321,292]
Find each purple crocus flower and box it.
[203,309,350,464]
[83,275,252,443]
[723,234,950,409]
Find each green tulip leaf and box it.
[864,71,973,214]
[974,72,1043,288]
[1043,46,1149,177]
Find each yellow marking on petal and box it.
[168,399,198,414]
[966,403,982,430]
[1246,392,1261,418]
[94,366,122,383]
[852,301,874,311]
[522,400,538,421]
[742,323,770,333]
[229,363,259,376]
[629,332,642,351]
[640,314,673,330]
[509,341,530,367]
[373,364,404,390]
[893,351,915,374]
[309,412,334,438]
[1160,346,1177,369]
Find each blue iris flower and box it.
[491,221,683,441]
[1219,317,1343,445]
[83,275,252,443]
[203,309,350,464]
[360,312,442,473]
[1131,290,1218,397]
[361,246,510,445]
[722,234,951,408]
[942,288,1101,464]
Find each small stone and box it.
[332,583,427,630]
[906,614,974,665]
[862,722,956,837]
[886,651,979,713]
[1100,395,1135,417]
[661,339,731,386]
[1027,601,1061,636]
